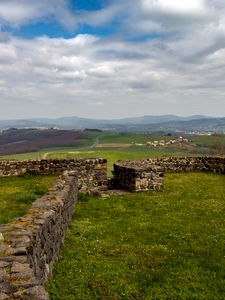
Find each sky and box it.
[0,0,225,119]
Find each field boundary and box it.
[0,173,77,299]
[113,156,225,191]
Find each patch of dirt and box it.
[67,151,95,154]
[96,143,131,148]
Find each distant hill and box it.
[107,117,225,133]
[0,115,224,133]
[0,128,86,156]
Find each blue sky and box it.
[7,0,116,39]
[0,0,225,119]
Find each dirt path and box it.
[96,143,131,148]
[42,152,49,159]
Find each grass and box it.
[1,133,225,162]
[46,172,225,299]
[191,135,225,146]
[98,133,167,144]
[6,144,214,177]
[46,147,177,177]
[0,175,57,224]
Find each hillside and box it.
[0,115,224,133]
[0,128,86,155]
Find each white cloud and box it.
[0,0,76,28]
[0,30,224,119]
[141,0,206,15]
[0,1,225,118]
[0,0,122,31]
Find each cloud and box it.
[141,0,206,15]
[0,0,122,31]
[0,1,225,118]
[0,0,72,28]
[0,29,224,119]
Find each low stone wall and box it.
[113,162,164,192]
[146,156,225,174]
[0,158,107,193]
[0,173,77,299]
[113,157,225,192]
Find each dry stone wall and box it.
[113,162,164,192]
[146,156,225,174]
[113,156,225,192]
[0,158,108,193]
[0,158,107,299]
[0,173,77,299]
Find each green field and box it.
[191,135,225,146]
[46,172,225,299]
[98,133,172,144]
[0,175,57,224]
[1,133,224,164]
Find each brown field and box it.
[95,143,132,148]
[0,128,86,155]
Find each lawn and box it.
[46,172,225,299]
[0,175,57,224]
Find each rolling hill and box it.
[0,115,224,133]
[0,128,86,155]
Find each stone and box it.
[101,193,110,198]
[0,233,4,242]
[14,285,49,300]
[0,281,17,293]
[0,269,8,279]
[7,247,27,256]
[11,262,33,276]
[0,244,9,255]
[0,255,27,263]
[0,293,9,300]
[0,261,10,268]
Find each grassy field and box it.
[191,135,225,146]
[1,133,224,163]
[46,172,225,299]
[0,175,57,224]
[98,133,173,144]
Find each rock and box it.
[0,243,10,255]
[0,281,17,293]
[0,293,9,300]
[7,247,27,256]
[0,234,4,242]
[14,286,49,300]
[0,261,10,268]
[11,262,33,276]
[101,193,110,198]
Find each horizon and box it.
[0,113,224,122]
[0,0,225,119]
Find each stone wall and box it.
[113,156,225,192]
[0,173,77,299]
[113,162,164,192]
[146,156,225,174]
[0,158,107,193]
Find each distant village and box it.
[135,136,190,147]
